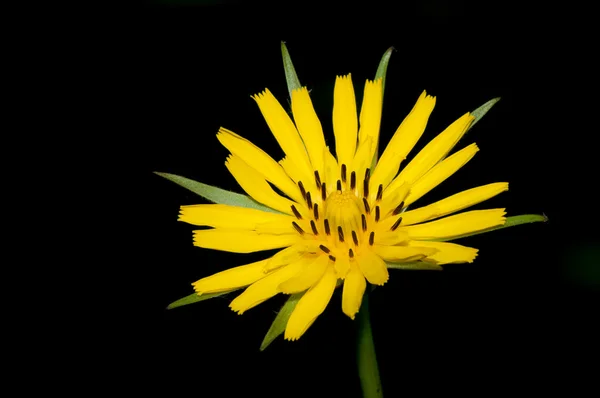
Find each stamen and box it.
[314,170,321,189]
[338,226,345,242]
[291,205,302,220]
[349,248,354,258]
[341,164,347,183]
[391,217,403,231]
[319,244,330,254]
[362,197,371,214]
[350,171,356,190]
[375,206,380,222]
[310,220,319,235]
[352,230,359,245]
[392,201,405,216]
[336,179,342,192]
[321,183,327,201]
[306,191,313,210]
[292,221,305,235]
[369,231,375,246]
[363,168,371,197]
[324,219,331,235]
[328,254,336,262]
[298,181,306,200]
[313,203,319,220]
[376,184,383,201]
[361,214,367,232]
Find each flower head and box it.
[177,65,509,341]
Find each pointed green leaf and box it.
[167,289,240,310]
[374,46,394,98]
[154,172,284,214]
[438,213,548,242]
[281,41,301,98]
[385,261,443,271]
[260,292,304,351]
[468,97,500,132]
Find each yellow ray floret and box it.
[193,229,299,253]
[230,260,305,314]
[217,127,303,203]
[402,208,506,240]
[408,240,478,264]
[278,254,329,294]
[356,248,389,285]
[291,87,326,173]
[371,245,438,263]
[342,263,366,320]
[192,258,271,295]
[284,266,337,341]
[369,90,436,199]
[333,74,358,166]
[404,143,479,206]
[225,154,296,215]
[252,88,313,181]
[357,79,383,163]
[179,203,293,229]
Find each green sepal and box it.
[166,289,241,310]
[281,41,302,99]
[438,214,548,242]
[259,292,304,351]
[468,97,501,132]
[154,172,284,214]
[385,261,443,270]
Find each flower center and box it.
[324,190,363,245]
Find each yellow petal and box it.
[291,87,326,173]
[279,156,304,183]
[342,264,366,320]
[400,182,509,225]
[179,204,293,229]
[284,266,337,341]
[358,79,383,149]
[356,248,389,285]
[193,229,299,253]
[373,229,410,246]
[225,154,295,215]
[254,220,297,235]
[350,137,375,191]
[395,112,474,184]
[252,89,313,182]
[409,240,478,264]
[371,245,437,262]
[333,74,358,167]
[378,181,411,217]
[323,146,340,195]
[404,143,479,206]
[263,242,321,272]
[278,254,329,294]
[192,258,270,294]
[369,91,436,200]
[217,127,303,203]
[229,260,305,314]
[402,208,506,240]
[334,255,350,279]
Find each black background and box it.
[117,1,598,396]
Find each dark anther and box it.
[363,180,369,198]
[338,226,345,242]
[328,254,336,262]
[364,168,371,183]
[313,203,319,220]
[298,181,306,199]
[369,231,375,246]
[291,205,302,219]
[362,197,371,214]
[319,244,330,254]
[337,179,342,192]
[306,191,313,210]
[375,206,380,222]
[352,230,359,245]
[350,171,356,190]
[349,248,354,258]
[310,220,319,235]
[391,217,403,231]
[376,184,383,201]
[392,201,405,216]
[341,164,347,183]
[324,219,331,235]
[321,183,327,201]
[314,170,321,189]
[292,221,305,235]
[361,214,367,232]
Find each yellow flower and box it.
[178,75,508,341]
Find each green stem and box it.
[356,293,383,398]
